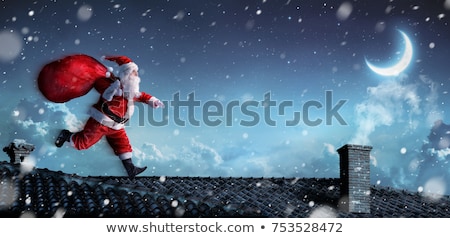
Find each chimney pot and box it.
[3,139,35,164]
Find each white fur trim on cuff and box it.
[118,152,133,160]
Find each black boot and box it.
[121,158,147,179]
[55,129,73,147]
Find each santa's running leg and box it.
[55,118,105,149]
[54,118,147,178]
[121,158,147,179]
[106,129,147,179]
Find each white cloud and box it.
[16,119,49,136]
[133,142,165,164]
[143,142,164,159]
[350,79,422,145]
[45,102,83,131]
[323,143,337,156]
[370,154,378,167]
[419,74,443,126]
[428,147,450,161]
[131,137,226,176]
[238,155,274,176]
[190,138,223,164]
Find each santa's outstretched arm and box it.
[135,92,165,108]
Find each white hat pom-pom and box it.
[105,66,114,78]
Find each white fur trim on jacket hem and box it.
[88,107,125,130]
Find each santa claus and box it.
[53,55,164,179]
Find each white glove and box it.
[149,97,165,108]
[102,80,122,101]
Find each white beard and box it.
[120,73,141,118]
[121,73,141,100]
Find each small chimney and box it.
[3,139,35,164]
[337,144,372,213]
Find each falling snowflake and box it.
[0,30,23,62]
[309,205,337,218]
[77,5,93,22]
[0,179,16,207]
[421,177,446,201]
[336,2,353,21]
[400,147,407,154]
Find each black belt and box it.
[101,102,129,124]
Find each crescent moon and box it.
[365,30,413,76]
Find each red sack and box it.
[37,54,110,103]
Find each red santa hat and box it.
[105,55,138,76]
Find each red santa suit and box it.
[69,56,163,160]
[39,54,163,178]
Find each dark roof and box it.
[0,161,449,218]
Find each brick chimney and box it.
[3,139,35,164]
[337,144,372,213]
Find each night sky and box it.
[1,0,450,197]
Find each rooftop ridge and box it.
[1,161,450,218]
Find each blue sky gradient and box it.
[1,0,450,196]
